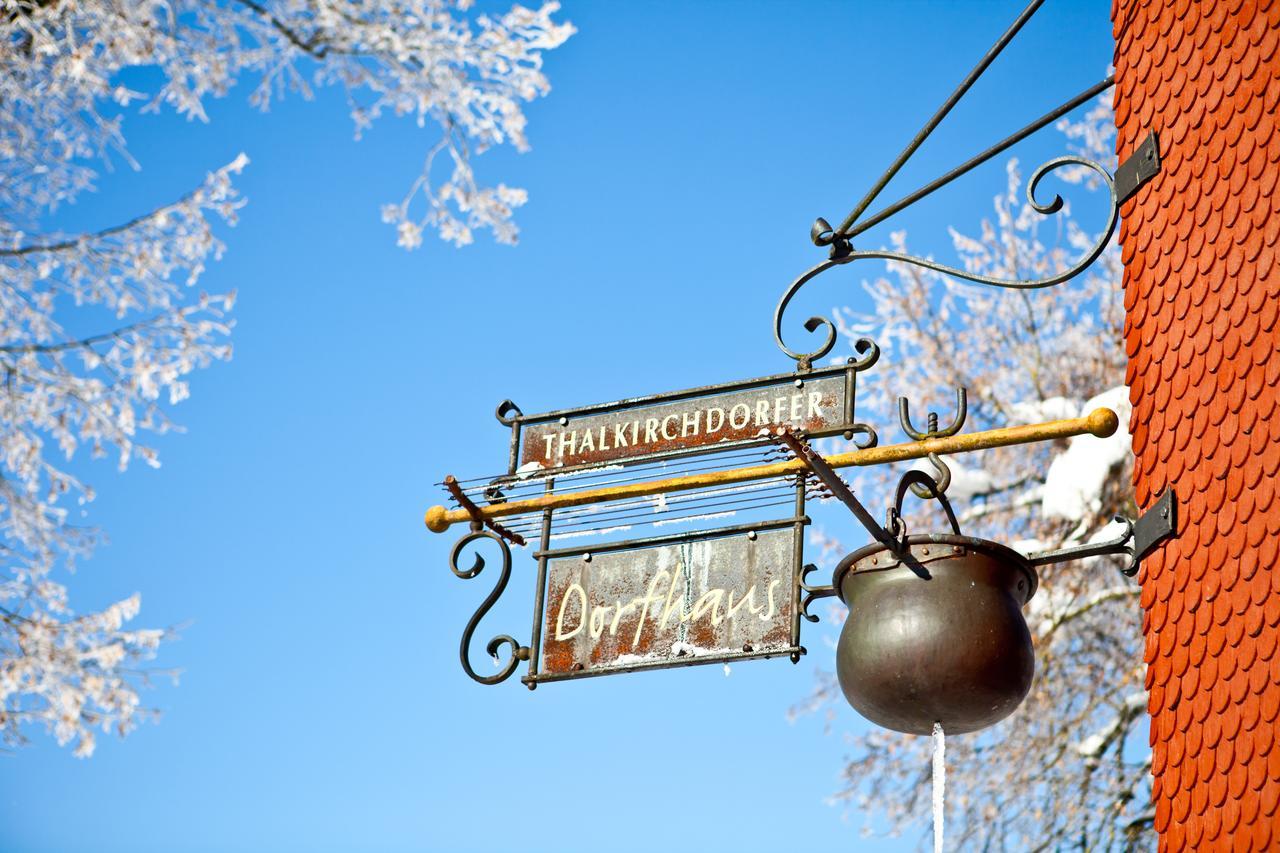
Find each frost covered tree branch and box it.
[0,0,571,756]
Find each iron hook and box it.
[898,387,968,441]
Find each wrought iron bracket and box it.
[449,530,532,685]
[1114,131,1161,205]
[1132,489,1177,567]
[798,563,837,623]
[1025,490,1177,578]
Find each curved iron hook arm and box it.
[450,530,530,685]
[898,388,968,498]
[774,156,1119,367]
[798,563,837,623]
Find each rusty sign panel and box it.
[513,367,855,474]
[538,524,799,679]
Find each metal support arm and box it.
[1026,490,1178,577]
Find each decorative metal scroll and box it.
[761,0,1156,367]
[450,529,530,685]
[774,157,1119,367]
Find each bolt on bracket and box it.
[1114,131,1161,205]
[1131,488,1177,568]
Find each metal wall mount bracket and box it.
[1026,489,1178,577]
[1131,488,1177,567]
[1114,131,1161,205]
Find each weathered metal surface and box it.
[538,525,797,678]
[832,535,1038,735]
[518,373,848,472]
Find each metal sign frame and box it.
[523,516,808,686]
[493,347,879,480]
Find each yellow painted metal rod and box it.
[424,407,1119,534]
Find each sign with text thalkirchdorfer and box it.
[538,525,799,680]
[511,365,857,474]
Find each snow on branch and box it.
[1,0,573,248]
[0,0,571,756]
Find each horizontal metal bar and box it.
[846,75,1116,240]
[534,516,807,560]
[425,407,1119,535]
[521,646,805,685]
[1026,540,1130,568]
[1026,517,1135,568]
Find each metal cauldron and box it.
[832,533,1038,736]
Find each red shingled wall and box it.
[1111,0,1280,849]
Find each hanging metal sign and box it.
[497,359,877,477]
[427,0,1162,701]
[534,520,803,682]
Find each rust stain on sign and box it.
[540,527,796,676]
[519,374,847,472]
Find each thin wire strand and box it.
[443,445,783,497]
[541,498,798,537]
[493,485,803,535]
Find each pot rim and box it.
[832,533,1038,604]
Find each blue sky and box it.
[2,2,1114,851]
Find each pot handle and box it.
[889,470,962,538]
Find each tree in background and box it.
[794,98,1154,849]
[0,0,572,756]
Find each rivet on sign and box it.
[742,643,754,653]
[953,545,963,554]
[559,416,569,426]
[583,552,592,563]
[922,547,930,556]
[747,530,757,540]
[871,557,879,565]
[794,378,804,388]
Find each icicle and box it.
[932,722,946,853]
[722,663,732,677]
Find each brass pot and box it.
[832,534,1038,736]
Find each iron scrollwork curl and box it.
[450,529,530,685]
[798,563,838,623]
[774,156,1119,367]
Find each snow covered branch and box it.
[0,0,571,755]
